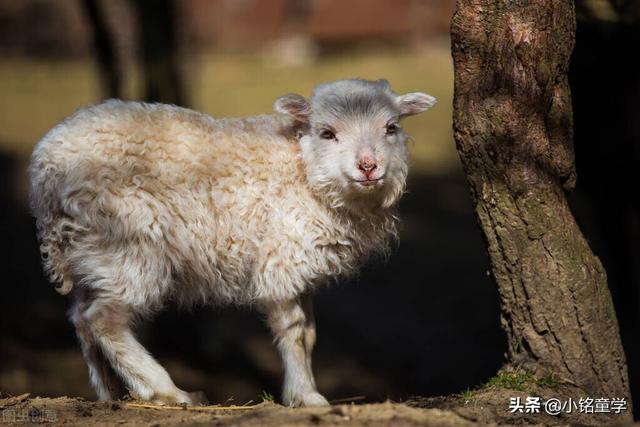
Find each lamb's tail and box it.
[30,143,76,295]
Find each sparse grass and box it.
[0,44,458,175]
[460,387,477,401]
[259,390,274,403]
[485,371,536,391]
[460,370,559,401]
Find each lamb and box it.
[29,78,436,407]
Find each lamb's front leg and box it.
[300,293,318,387]
[261,298,329,407]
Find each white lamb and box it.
[30,78,436,407]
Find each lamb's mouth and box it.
[354,176,385,187]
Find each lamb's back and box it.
[35,100,300,188]
[30,100,309,304]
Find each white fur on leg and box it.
[300,293,318,389]
[103,330,192,405]
[81,301,192,405]
[262,299,329,407]
[70,303,125,400]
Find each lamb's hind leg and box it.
[73,296,192,405]
[261,298,329,407]
[70,300,126,400]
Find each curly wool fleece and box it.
[30,78,435,407]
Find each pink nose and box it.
[358,157,378,176]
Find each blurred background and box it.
[0,0,637,415]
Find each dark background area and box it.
[0,0,637,418]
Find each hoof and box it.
[286,391,330,408]
[151,389,193,406]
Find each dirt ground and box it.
[0,395,503,426]
[0,396,470,427]
[1,390,631,426]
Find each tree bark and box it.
[451,0,632,409]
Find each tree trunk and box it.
[83,0,122,99]
[451,0,632,409]
[135,0,187,106]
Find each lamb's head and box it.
[275,79,436,211]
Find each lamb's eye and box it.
[320,129,336,140]
[386,123,399,135]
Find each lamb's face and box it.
[275,79,436,210]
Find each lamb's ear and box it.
[274,93,311,122]
[396,92,437,117]
[376,78,391,91]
